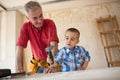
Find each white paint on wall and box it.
[0,11,7,61]
[0,12,1,60]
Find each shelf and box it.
[104,44,120,49]
[109,61,120,65]
[97,17,115,23]
[100,30,120,35]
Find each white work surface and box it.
[7,67,120,80]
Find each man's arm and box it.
[45,41,58,73]
[16,46,24,73]
[50,41,58,58]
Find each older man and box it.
[16,1,59,73]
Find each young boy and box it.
[48,28,91,72]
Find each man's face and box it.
[27,6,44,29]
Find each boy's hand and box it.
[78,61,89,71]
[77,66,86,71]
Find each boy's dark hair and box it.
[66,28,80,38]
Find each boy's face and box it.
[65,31,79,50]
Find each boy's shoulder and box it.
[75,45,88,52]
[59,45,84,49]
[76,45,84,49]
[59,46,67,50]
[58,46,70,52]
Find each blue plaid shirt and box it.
[54,45,91,72]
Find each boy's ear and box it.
[77,40,80,43]
[25,16,29,20]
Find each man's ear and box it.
[25,16,29,20]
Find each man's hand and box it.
[44,67,56,73]
[16,65,25,73]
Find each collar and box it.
[65,46,78,53]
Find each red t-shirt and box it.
[16,19,59,60]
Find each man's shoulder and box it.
[22,21,32,29]
[23,21,31,26]
[44,19,54,24]
[44,19,53,21]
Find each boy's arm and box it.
[78,61,89,70]
[78,48,90,71]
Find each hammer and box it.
[45,46,54,62]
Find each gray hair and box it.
[24,1,41,16]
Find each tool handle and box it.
[49,51,53,61]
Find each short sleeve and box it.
[16,23,29,48]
